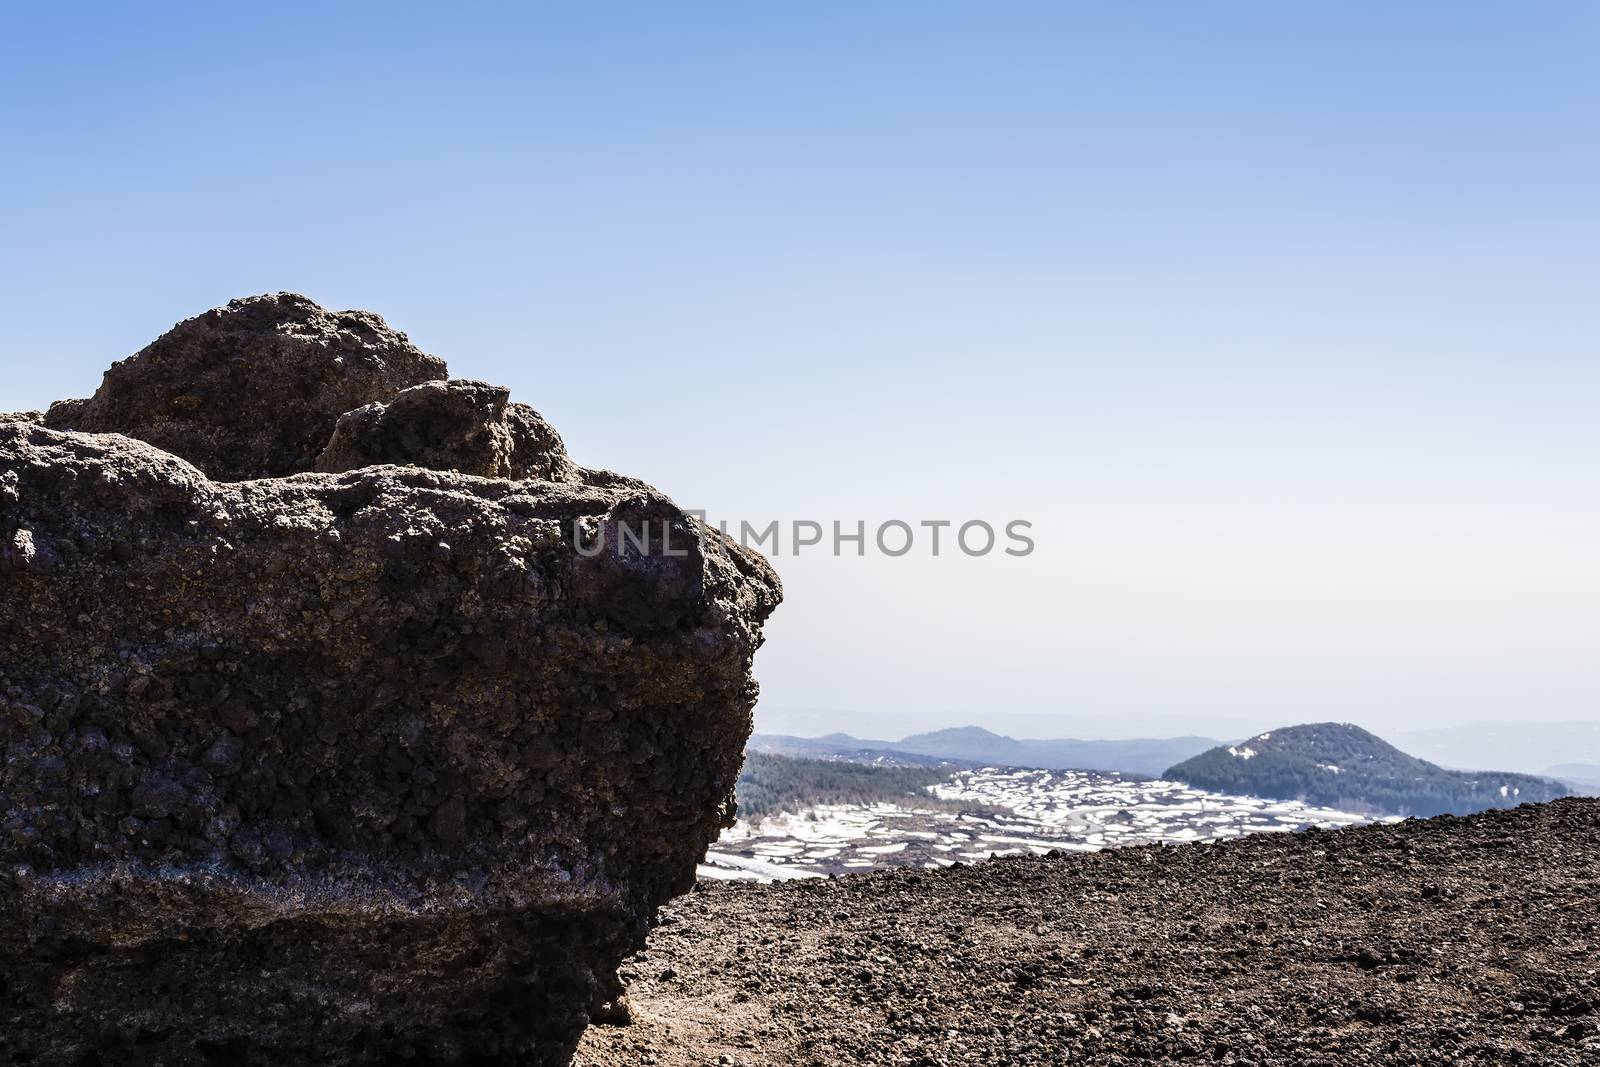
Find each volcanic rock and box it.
[0,296,780,1065]
[315,377,579,482]
[43,292,448,481]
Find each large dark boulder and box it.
[0,297,780,1065]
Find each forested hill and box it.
[749,727,1217,777]
[733,753,955,819]
[1165,722,1568,817]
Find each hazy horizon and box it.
[751,707,1600,780]
[752,706,1600,745]
[4,5,1597,736]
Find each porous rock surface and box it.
[44,293,449,481]
[315,378,580,483]
[0,296,780,1065]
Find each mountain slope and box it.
[749,727,1218,777]
[577,799,1600,1066]
[1166,722,1568,817]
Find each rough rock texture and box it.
[44,293,448,481]
[508,402,584,483]
[578,799,1600,1067]
[0,296,780,1065]
[316,378,579,482]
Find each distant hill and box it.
[735,752,955,819]
[749,726,1217,777]
[1545,763,1600,797]
[892,727,1218,776]
[1395,721,1600,775]
[747,734,973,769]
[1166,722,1569,817]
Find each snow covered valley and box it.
[700,766,1380,881]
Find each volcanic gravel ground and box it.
[575,798,1600,1066]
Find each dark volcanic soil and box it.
[576,798,1600,1066]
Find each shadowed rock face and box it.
[0,296,780,1065]
[44,293,449,481]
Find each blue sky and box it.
[3,4,1597,737]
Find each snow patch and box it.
[708,765,1374,882]
[700,851,824,881]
